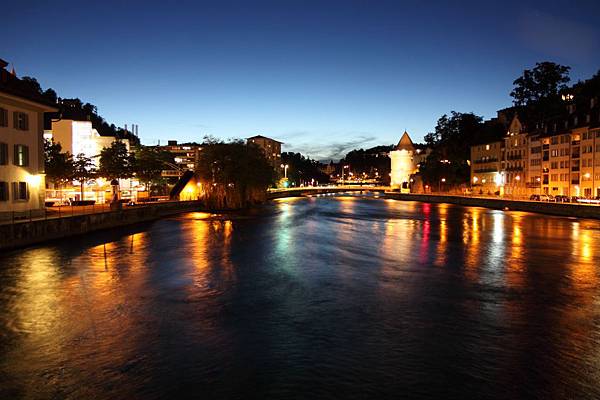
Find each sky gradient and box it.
[3,0,600,160]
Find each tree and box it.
[72,154,95,201]
[132,146,174,194]
[510,62,570,106]
[420,112,484,186]
[44,139,74,189]
[196,138,274,209]
[98,140,133,181]
[280,152,330,186]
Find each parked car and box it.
[538,194,552,202]
[529,194,540,201]
[555,195,570,203]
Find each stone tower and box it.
[390,131,417,190]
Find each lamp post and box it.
[439,177,446,193]
[280,164,289,179]
[341,165,349,185]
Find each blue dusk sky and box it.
[3,0,600,160]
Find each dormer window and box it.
[574,116,578,126]
[586,114,591,124]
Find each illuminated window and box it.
[13,145,29,166]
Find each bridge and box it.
[267,185,389,200]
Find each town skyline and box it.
[4,0,600,160]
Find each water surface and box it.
[2,195,600,399]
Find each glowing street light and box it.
[280,164,289,179]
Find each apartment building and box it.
[158,140,202,177]
[0,59,58,220]
[471,97,600,199]
[247,135,282,170]
[470,141,503,194]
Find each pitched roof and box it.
[396,131,415,151]
[247,135,283,143]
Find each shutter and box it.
[13,145,18,166]
[13,112,18,129]
[11,182,17,200]
[23,113,29,131]
[24,145,29,166]
[25,182,30,200]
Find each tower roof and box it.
[396,131,414,151]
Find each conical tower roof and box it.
[396,131,414,151]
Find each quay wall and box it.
[0,201,203,251]
[385,193,600,220]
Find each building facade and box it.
[471,98,600,199]
[247,135,282,170]
[470,141,503,194]
[1,59,57,219]
[158,140,202,178]
[48,119,130,168]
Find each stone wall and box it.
[0,201,202,251]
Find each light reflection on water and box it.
[1,195,600,399]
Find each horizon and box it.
[3,0,600,161]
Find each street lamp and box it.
[439,177,446,193]
[280,164,289,179]
[341,165,350,185]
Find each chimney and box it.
[125,124,128,133]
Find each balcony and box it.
[505,166,524,172]
[506,155,523,160]
[526,182,541,188]
[572,179,580,185]
[572,153,580,159]
[542,144,550,150]
[572,140,580,146]
[572,166,580,172]
[474,158,498,164]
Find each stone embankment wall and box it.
[386,193,600,219]
[0,201,203,251]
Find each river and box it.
[1,194,600,399]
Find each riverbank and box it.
[385,193,600,219]
[0,201,203,251]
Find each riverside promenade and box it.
[0,200,203,251]
[385,192,600,220]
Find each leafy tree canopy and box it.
[98,140,134,180]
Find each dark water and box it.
[2,194,600,399]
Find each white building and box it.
[47,119,130,167]
[46,119,137,203]
[1,60,58,220]
[390,131,418,191]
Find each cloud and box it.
[284,134,380,161]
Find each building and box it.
[48,119,130,168]
[158,140,202,177]
[0,59,58,220]
[247,135,282,170]
[390,131,419,191]
[46,119,138,203]
[470,95,600,199]
[502,115,529,197]
[470,141,503,194]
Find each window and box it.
[13,112,29,131]
[0,142,7,165]
[0,182,7,201]
[13,145,29,167]
[11,182,28,201]
[551,162,558,169]
[551,137,559,145]
[0,107,8,127]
